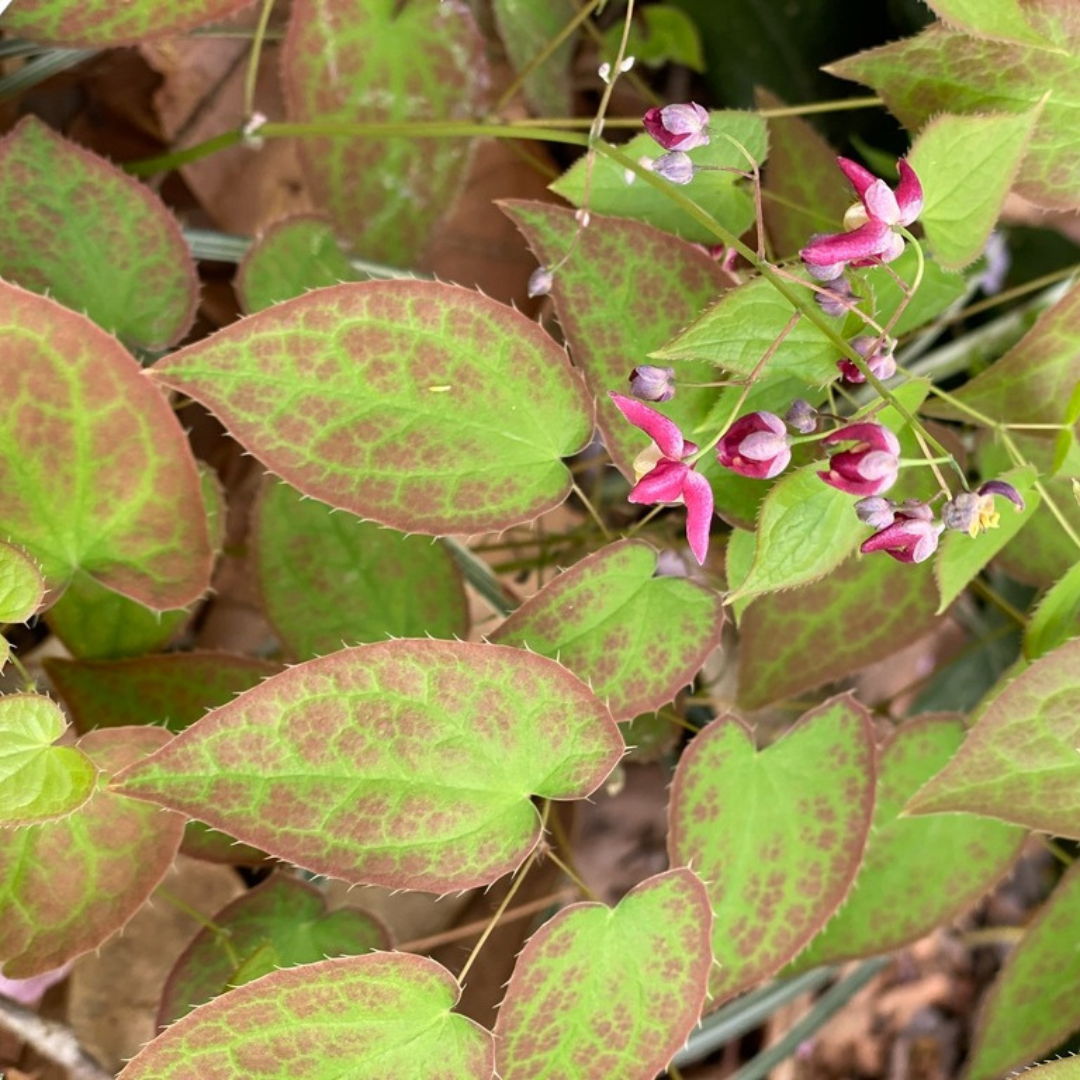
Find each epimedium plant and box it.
[2,0,1080,1078]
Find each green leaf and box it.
[602,5,705,71]
[494,869,712,1080]
[491,540,724,721]
[906,638,1080,836]
[237,215,361,315]
[790,714,1023,971]
[967,861,1080,1080]
[0,0,253,46]
[0,282,213,610]
[549,112,768,243]
[159,875,390,1027]
[493,0,578,117]
[736,550,940,710]
[151,281,593,536]
[1026,558,1080,659]
[118,953,493,1080]
[0,726,184,978]
[756,89,848,260]
[925,0,1051,47]
[668,696,875,1003]
[908,108,1038,270]
[828,23,1080,212]
[45,652,279,735]
[0,694,97,826]
[0,541,43,623]
[934,466,1041,612]
[1018,1062,1080,1080]
[113,641,622,892]
[255,481,468,660]
[282,0,488,266]
[925,282,1080,427]
[0,118,197,348]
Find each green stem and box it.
[125,130,245,177]
[243,0,276,121]
[755,95,884,119]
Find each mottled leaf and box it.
[549,112,768,242]
[493,0,577,117]
[491,540,724,721]
[237,214,360,315]
[494,869,712,1080]
[0,694,97,826]
[1026,558,1080,660]
[0,541,43,623]
[907,638,1080,835]
[282,0,488,266]
[114,641,622,892]
[151,281,593,536]
[736,549,940,710]
[668,696,875,1003]
[828,23,1080,211]
[0,118,196,348]
[119,953,493,1080]
[926,0,1052,46]
[0,727,184,978]
[179,821,270,867]
[935,466,1040,612]
[45,652,279,735]
[908,108,1038,270]
[791,715,1023,970]
[1013,1061,1080,1080]
[159,875,390,1027]
[0,282,212,610]
[967,861,1080,1080]
[255,480,468,660]
[925,282,1080,427]
[0,0,254,46]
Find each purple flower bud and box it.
[642,103,710,151]
[861,510,943,564]
[652,151,696,185]
[784,398,818,435]
[628,365,676,403]
[854,496,896,530]
[717,412,792,480]
[527,266,554,298]
[654,549,690,578]
[819,422,901,497]
[837,335,897,384]
[816,278,856,317]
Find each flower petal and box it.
[630,459,689,504]
[681,469,715,565]
[800,220,893,267]
[609,392,685,458]
[836,156,878,200]
[894,160,923,225]
[863,178,902,225]
[823,422,901,455]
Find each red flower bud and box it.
[819,422,900,497]
[717,412,791,480]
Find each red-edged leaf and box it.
[0,282,213,610]
[494,869,712,1080]
[151,281,593,536]
[0,727,185,978]
[113,641,622,892]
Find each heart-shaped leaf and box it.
[494,869,712,1080]
[119,953,493,1080]
[0,694,97,825]
[151,281,593,536]
[492,540,724,721]
[791,715,1024,970]
[907,638,1080,836]
[282,0,488,266]
[113,641,622,892]
[0,541,43,624]
[668,695,875,1003]
[0,727,184,978]
[965,861,1080,1080]
[0,0,254,46]
[159,875,391,1027]
[0,117,197,348]
[0,281,213,610]
[255,480,468,660]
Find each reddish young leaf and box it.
[0,282,213,610]
[0,727,184,978]
[494,869,712,1080]
[119,953,493,1080]
[668,696,876,1004]
[113,641,622,892]
[151,281,593,536]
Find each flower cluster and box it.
[641,102,710,186]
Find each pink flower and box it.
[837,335,896,384]
[609,392,715,565]
[717,412,792,479]
[642,103,710,151]
[628,365,676,403]
[801,157,923,276]
[819,422,900,497]
[861,502,942,563]
[941,480,1025,537]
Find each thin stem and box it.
[156,886,240,968]
[125,130,245,177]
[1039,836,1076,865]
[5,649,36,692]
[572,481,612,540]
[243,0,276,121]
[952,263,1080,323]
[755,95,884,119]
[544,846,601,902]
[968,577,1029,630]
